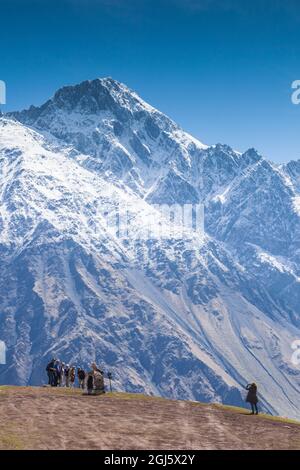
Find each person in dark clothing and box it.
[87,372,94,395]
[54,360,62,387]
[64,364,70,387]
[46,360,53,385]
[46,359,56,386]
[77,368,86,389]
[246,383,259,414]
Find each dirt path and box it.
[0,387,299,450]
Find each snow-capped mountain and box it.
[1,78,300,419]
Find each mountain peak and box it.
[8,76,164,132]
[241,147,262,165]
[7,77,207,167]
[51,76,143,114]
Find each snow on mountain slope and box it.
[10,78,207,196]
[0,117,244,403]
[10,79,300,323]
[11,79,299,261]
[1,78,300,419]
[282,159,300,194]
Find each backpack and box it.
[93,371,104,392]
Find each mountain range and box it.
[0,77,300,418]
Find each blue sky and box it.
[1,0,300,162]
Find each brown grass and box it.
[0,386,299,450]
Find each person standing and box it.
[91,362,105,395]
[60,362,65,387]
[245,383,259,415]
[70,366,76,388]
[77,368,86,389]
[64,364,70,387]
[87,372,94,395]
[54,360,62,387]
[46,358,55,386]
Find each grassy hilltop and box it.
[0,386,299,450]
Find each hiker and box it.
[54,360,62,387]
[77,368,86,389]
[60,362,65,387]
[46,358,56,386]
[64,364,70,387]
[245,383,259,415]
[70,366,76,388]
[87,372,94,395]
[91,362,104,375]
[91,362,105,395]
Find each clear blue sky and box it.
[1,0,300,162]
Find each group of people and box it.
[46,359,105,394]
[46,358,259,412]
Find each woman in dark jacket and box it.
[87,372,94,395]
[246,383,259,414]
